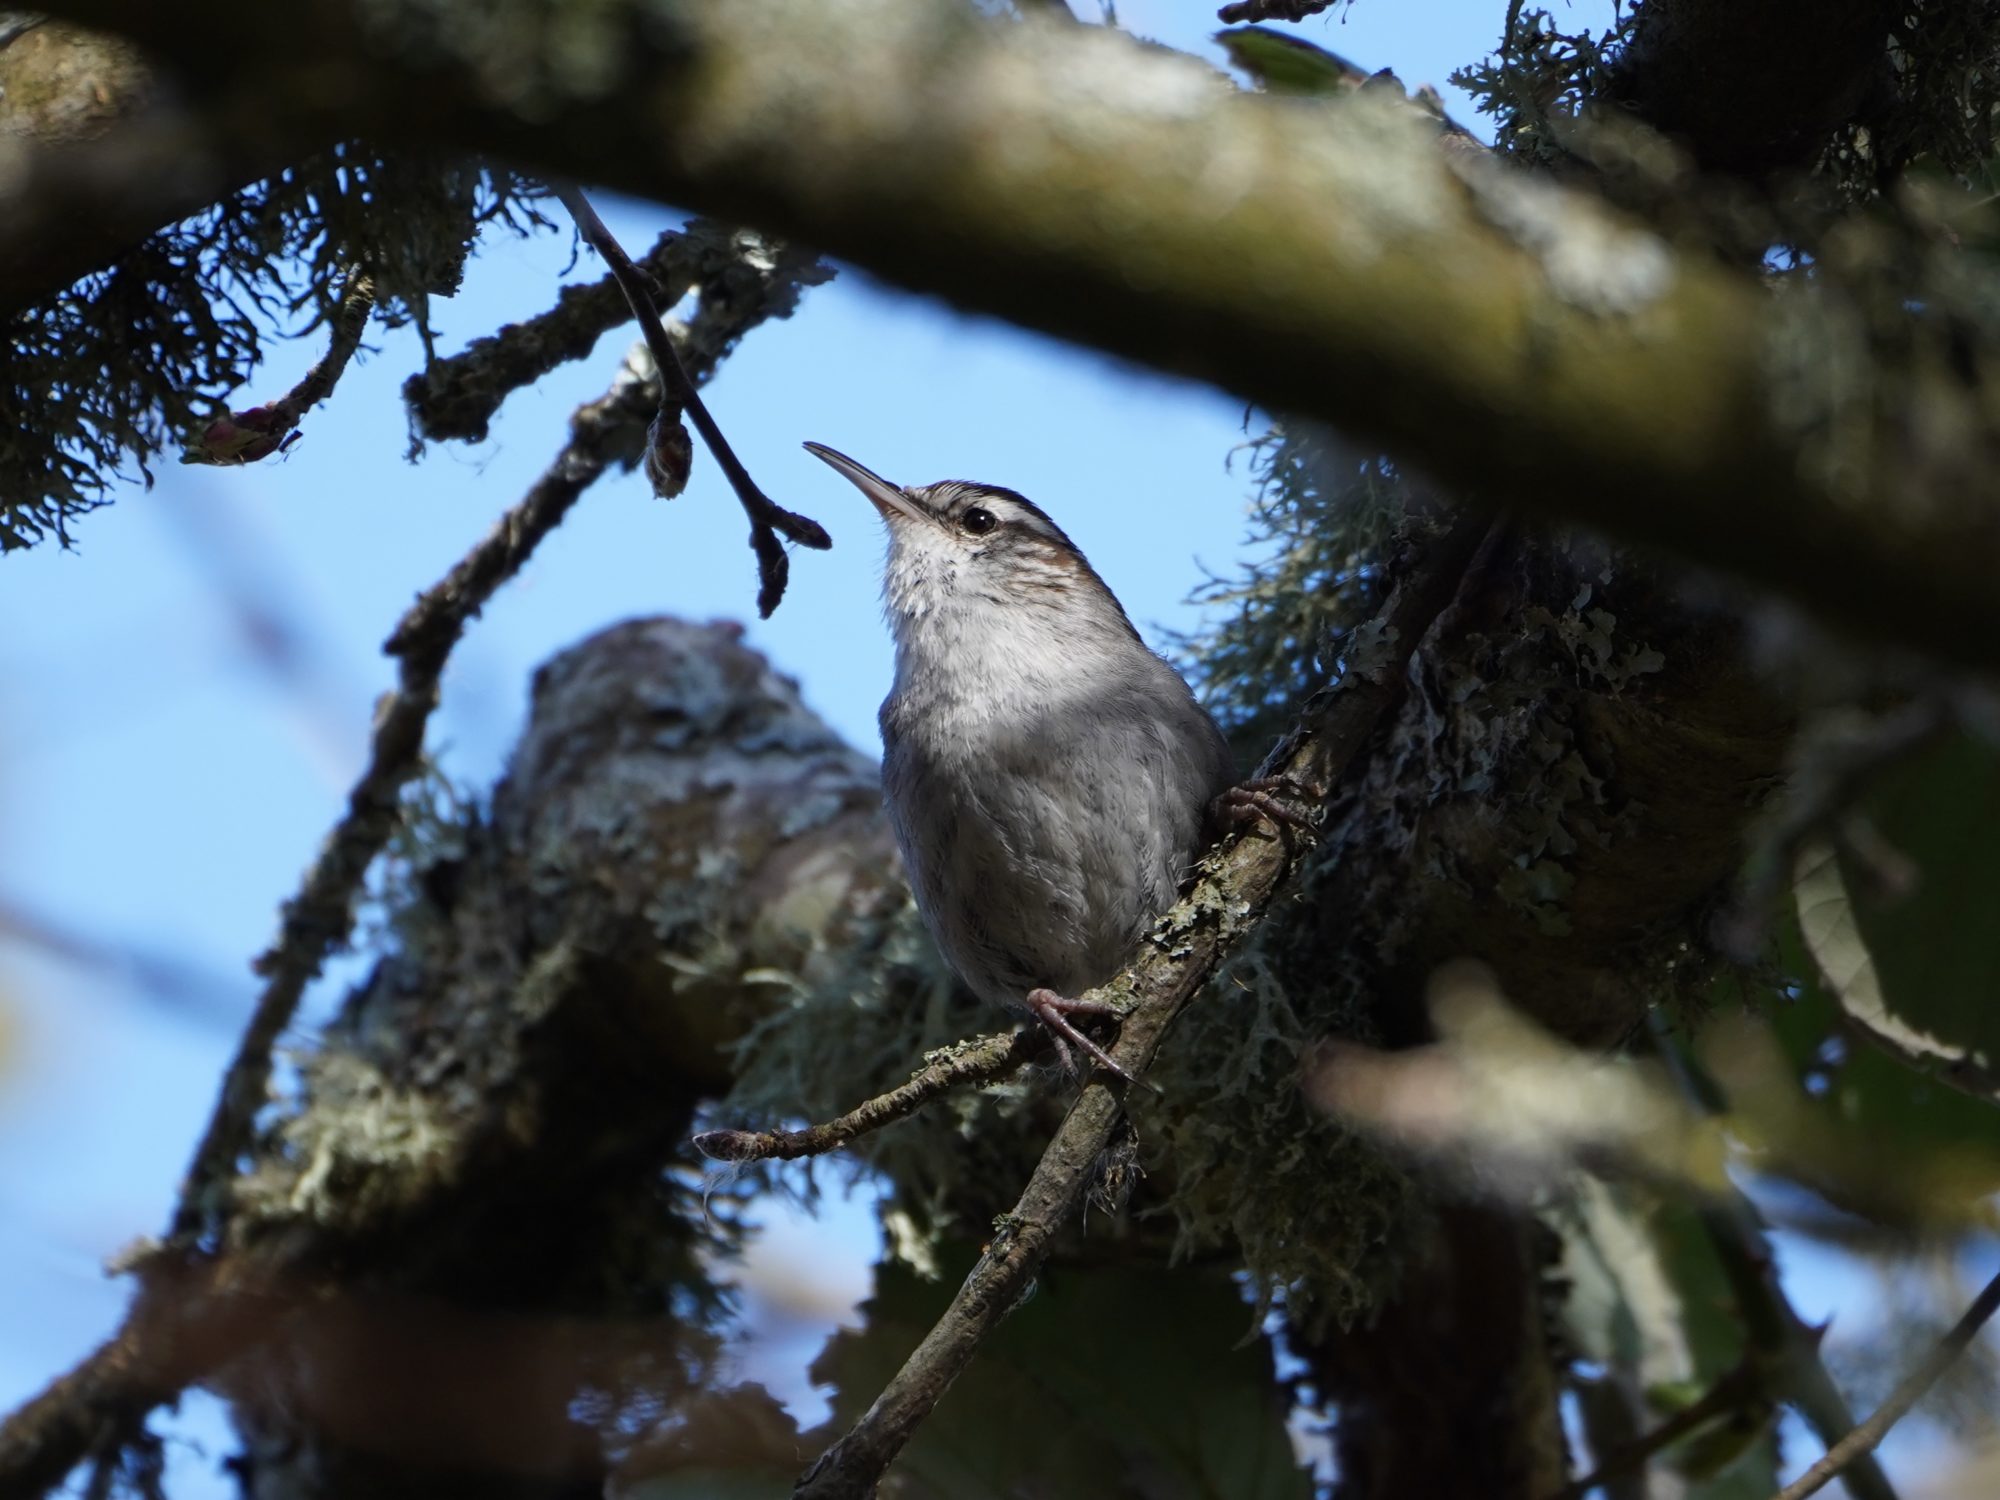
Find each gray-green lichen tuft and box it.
[720,896,1065,1245]
[1140,940,1415,1334]
[1,151,547,549]
[1174,420,1402,759]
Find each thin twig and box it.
[1549,1359,1763,1500]
[554,185,830,616]
[181,266,376,465]
[1649,1019,1901,1500]
[168,369,657,1246]
[695,1031,1040,1163]
[1772,1265,2000,1500]
[794,509,1494,1500]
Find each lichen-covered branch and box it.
[402,220,828,447]
[181,265,376,465]
[172,223,832,1242]
[0,225,848,1500]
[795,511,1494,1500]
[19,0,2000,672]
[0,1259,266,1500]
[694,1030,1038,1163]
[167,360,652,1249]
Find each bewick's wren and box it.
[807,442,1265,1078]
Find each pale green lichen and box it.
[1173,420,1402,760]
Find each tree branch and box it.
[1549,1359,1763,1500]
[167,360,652,1246]
[1773,1265,2000,1500]
[0,1260,265,1500]
[1217,0,1343,22]
[695,1030,1040,1163]
[795,510,1493,1499]
[554,185,830,616]
[19,0,2000,671]
[181,265,375,464]
[1650,1021,1900,1500]
[402,219,827,448]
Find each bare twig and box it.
[553,186,830,616]
[696,1031,1040,1164]
[181,266,376,464]
[1549,1359,1764,1500]
[794,510,1493,1500]
[1771,1265,2000,1500]
[1650,1020,1901,1500]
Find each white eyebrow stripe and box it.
[990,496,1059,539]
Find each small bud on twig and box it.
[645,409,694,499]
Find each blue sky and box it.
[2,4,1935,1496]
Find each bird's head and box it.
[804,442,1134,646]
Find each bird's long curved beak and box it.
[803,441,931,526]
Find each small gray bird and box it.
[806,442,1259,1078]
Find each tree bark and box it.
[12,0,2000,672]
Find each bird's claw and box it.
[1025,988,1147,1088]
[1212,776,1321,844]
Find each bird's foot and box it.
[1026,989,1137,1085]
[1211,776,1321,844]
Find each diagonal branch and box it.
[1773,1265,2000,1500]
[168,362,657,1247]
[402,220,827,448]
[795,509,1494,1500]
[1548,1359,1764,1500]
[1650,1020,1901,1500]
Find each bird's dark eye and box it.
[961,507,998,536]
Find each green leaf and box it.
[1215,26,1374,96]
[811,1247,1313,1500]
[1641,1204,1781,1500]
[1772,731,2000,1190]
[1817,733,2000,1091]
[1554,1187,1780,1500]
